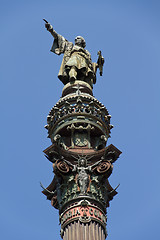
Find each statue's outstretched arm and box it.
[43,19,58,39]
[91,159,102,168]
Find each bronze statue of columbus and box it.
[44,20,104,87]
[42,19,121,240]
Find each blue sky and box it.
[1,0,160,239]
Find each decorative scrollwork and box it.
[79,216,91,223]
[96,161,112,174]
[46,96,112,133]
[57,160,70,174]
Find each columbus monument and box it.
[41,20,122,240]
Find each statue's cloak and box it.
[50,34,96,85]
[50,34,73,85]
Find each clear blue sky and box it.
[1,0,160,239]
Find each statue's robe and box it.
[50,34,96,85]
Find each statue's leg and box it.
[69,66,77,82]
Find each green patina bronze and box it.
[41,20,121,239]
[44,20,104,87]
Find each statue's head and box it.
[79,158,87,167]
[75,36,86,48]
